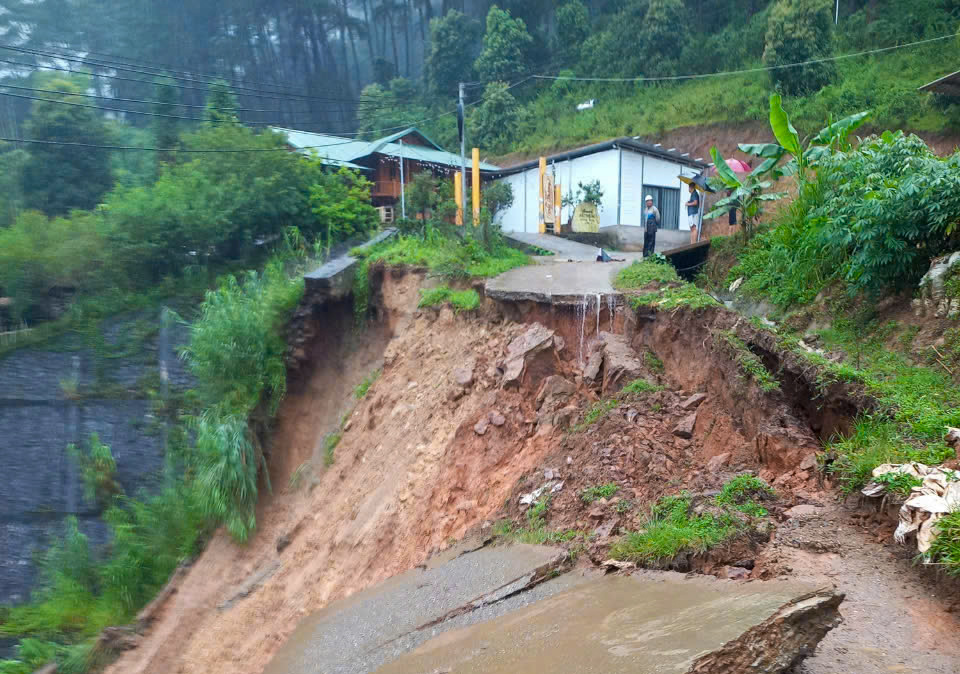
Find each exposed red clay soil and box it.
[107,271,960,674]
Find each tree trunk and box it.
[350,26,362,87]
[362,0,377,59]
[390,11,400,77]
[404,0,412,76]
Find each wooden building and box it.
[274,126,500,217]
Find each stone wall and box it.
[0,312,191,605]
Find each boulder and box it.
[681,393,708,411]
[672,412,698,439]
[706,452,731,472]
[597,332,646,396]
[502,324,558,387]
[452,357,476,387]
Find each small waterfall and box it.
[596,293,602,337]
[577,294,588,366]
[607,294,616,332]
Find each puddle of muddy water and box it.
[374,574,810,674]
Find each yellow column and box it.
[538,157,547,234]
[454,172,463,225]
[472,148,481,225]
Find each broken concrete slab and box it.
[374,573,842,674]
[262,544,573,674]
[502,323,559,388]
[303,228,397,300]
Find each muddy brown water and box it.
[374,574,811,674]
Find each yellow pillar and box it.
[454,172,463,225]
[472,148,481,226]
[538,157,547,234]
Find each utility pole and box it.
[399,139,406,220]
[459,82,467,225]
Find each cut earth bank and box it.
[105,264,960,674]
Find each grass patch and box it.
[928,512,960,576]
[580,483,619,503]
[620,378,662,395]
[644,352,664,374]
[610,475,773,565]
[629,283,718,311]
[715,474,775,517]
[323,432,341,467]
[417,286,480,313]
[492,495,586,546]
[572,398,619,432]
[609,493,736,565]
[354,369,380,400]
[613,259,679,290]
[717,331,780,393]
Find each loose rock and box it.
[672,412,698,439]
[681,393,708,410]
[473,419,489,436]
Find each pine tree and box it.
[204,79,240,126]
[153,75,180,167]
[474,6,534,83]
[21,77,112,215]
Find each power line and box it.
[36,41,324,97]
[0,135,362,153]
[0,44,385,105]
[0,88,396,130]
[0,74,537,153]
[532,32,958,82]
[0,81,398,116]
[0,56,387,108]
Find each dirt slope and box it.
[106,272,572,674]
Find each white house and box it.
[491,138,708,234]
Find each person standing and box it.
[644,195,660,257]
[686,183,701,243]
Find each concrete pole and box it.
[399,140,406,220]
[459,82,467,226]
[472,147,480,225]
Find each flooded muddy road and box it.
[264,543,841,674]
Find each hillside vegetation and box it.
[357,0,960,158]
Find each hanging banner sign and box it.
[543,173,555,224]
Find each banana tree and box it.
[705,146,788,241]
[738,93,870,188]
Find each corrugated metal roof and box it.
[490,137,708,177]
[919,70,960,96]
[271,126,500,172]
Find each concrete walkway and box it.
[485,260,630,305]
[507,230,690,260]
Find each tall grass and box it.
[180,259,304,543]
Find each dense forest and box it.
[1,1,959,151]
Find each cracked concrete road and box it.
[262,543,577,674]
[263,541,840,674]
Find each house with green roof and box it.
[272,126,500,212]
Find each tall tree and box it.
[474,6,534,83]
[21,77,112,215]
[554,0,590,68]
[205,79,240,126]
[427,10,482,96]
[763,0,836,95]
[471,80,521,153]
[152,75,180,167]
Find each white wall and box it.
[495,146,702,233]
[496,172,527,233]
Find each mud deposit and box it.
[105,271,960,674]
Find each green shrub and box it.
[67,434,121,506]
[928,512,960,576]
[323,432,341,467]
